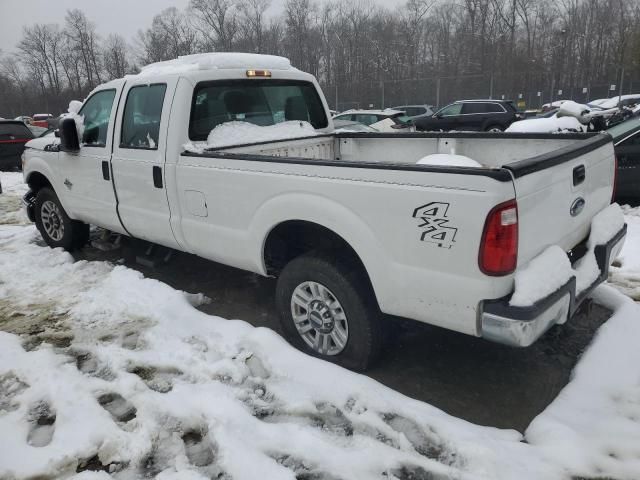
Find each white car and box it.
[332,109,413,132]
[22,53,625,370]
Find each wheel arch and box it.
[250,193,391,310]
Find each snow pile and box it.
[510,246,573,307]
[556,100,590,124]
[506,115,585,133]
[510,204,625,306]
[0,172,29,225]
[609,205,640,300]
[525,287,640,480]
[416,153,482,168]
[185,121,318,152]
[137,53,293,78]
[62,100,85,141]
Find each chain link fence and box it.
[321,73,640,112]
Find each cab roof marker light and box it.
[246,69,271,77]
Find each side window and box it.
[120,84,167,149]
[438,103,463,116]
[462,103,487,114]
[486,103,505,113]
[78,89,116,146]
[354,114,379,125]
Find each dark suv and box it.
[414,99,519,132]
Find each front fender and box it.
[247,192,393,311]
[23,155,74,218]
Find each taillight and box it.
[611,155,618,203]
[479,199,518,276]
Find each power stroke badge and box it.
[412,202,458,249]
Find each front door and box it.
[57,85,125,233]
[110,78,180,249]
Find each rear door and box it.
[110,77,181,249]
[505,135,616,266]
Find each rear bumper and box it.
[480,224,627,347]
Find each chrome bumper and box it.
[480,224,627,347]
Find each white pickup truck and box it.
[22,53,626,370]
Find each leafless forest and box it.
[1,0,639,116]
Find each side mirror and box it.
[59,117,80,152]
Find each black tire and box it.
[275,250,384,371]
[35,188,89,251]
[485,124,504,132]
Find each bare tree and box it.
[190,0,239,51]
[103,34,130,79]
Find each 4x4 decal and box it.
[412,202,458,248]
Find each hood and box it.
[25,135,59,151]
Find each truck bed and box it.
[212,131,610,171]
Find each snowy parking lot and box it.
[1,171,640,480]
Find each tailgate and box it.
[504,134,615,265]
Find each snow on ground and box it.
[609,204,640,300]
[1,171,640,480]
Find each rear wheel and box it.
[35,188,89,251]
[485,124,504,132]
[275,251,384,371]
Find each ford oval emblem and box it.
[570,197,586,217]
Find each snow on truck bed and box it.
[1,171,640,480]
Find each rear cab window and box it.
[121,84,167,149]
[189,79,328,141]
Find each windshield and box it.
[189,79,328,141]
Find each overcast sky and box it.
[0,0,402,54]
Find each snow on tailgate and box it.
[1,171,640,480]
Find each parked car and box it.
[332,119,378,132]
[0,119,35,170]
[390,104,434,122]
[22,52,624,370]
[14,115,33,125]
[332,109,413,132]
[31,113,53,128]
[608,116,640,203]
[414,99,519,132]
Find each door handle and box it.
[573,165,586,186]
[101,161,110,181]
[152,166,163,188]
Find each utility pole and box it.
[489,73,494,99]
[618,66,625,104]
[380,81,385,109]
[436,77,441,108]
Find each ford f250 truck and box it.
[22,53,626,370]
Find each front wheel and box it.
[35,188,89,251]
[275,251,384,371]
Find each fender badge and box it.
[64,178,73,190]
[570,197,585,217]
